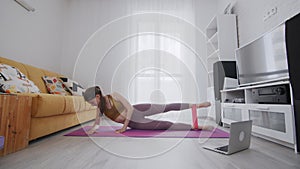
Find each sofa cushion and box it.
[83,101,96,111]
[0,63,40,93]
[0,73,6,82]
[0,57,28,77]
[31,93,66,117]
[64,96,81,113]
[0,76,40,93]
[64,95,97,113]
[0,63,25,80]
[42,76,70,95]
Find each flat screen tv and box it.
[236,24,289,86]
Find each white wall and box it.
[0,0,66,71]
[217,0,300,47]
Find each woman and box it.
[83,86,212,134]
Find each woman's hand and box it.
[87,124,100,135]
[115,127,127,134]
[87,128,97,135]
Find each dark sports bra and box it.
[102,95,125,121]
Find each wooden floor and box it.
[0,120,300,169]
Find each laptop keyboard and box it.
[216,145,228,152]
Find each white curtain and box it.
[93,0,208,104]
[71,0,211,105]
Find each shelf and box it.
[221,80,290,92]
[208,32,218,44]
[206,15,217,30]
[207,49,220,60]
[206,42,218,56]
[206,29,217,39]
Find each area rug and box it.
[64,126,229,138]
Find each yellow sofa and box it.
[0,57,96,140]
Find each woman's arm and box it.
[87,108,101,134]
[111,92,133,133]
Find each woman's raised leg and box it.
[133,103,190,117]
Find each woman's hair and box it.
[83,86,106,113]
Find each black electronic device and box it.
[213,61,237,126]
[251,84,290,104]
[213,61,237,100]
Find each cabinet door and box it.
[221,103,248,124]
[248,104,294,144]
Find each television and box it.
[235,24,289,86]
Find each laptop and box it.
[203,120,252,155]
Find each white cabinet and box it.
[205,14,238,87]
[205,14,238,121]
[220,81,296,149]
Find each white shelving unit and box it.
[205,14,238,121]
[205,14,238,86]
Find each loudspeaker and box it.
[213,61,237,100]
[213,61,237,125]
[286,12,300,153]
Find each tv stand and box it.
[220,80,297,152]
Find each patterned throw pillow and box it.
[42,76,70,95]
[0,76,40,93]
[0,73,7,82]
[0,63,26,80]
[59,77,85,96]
[0,63,40,93]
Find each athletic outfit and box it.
[102,95,192,130]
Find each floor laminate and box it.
[0,119,299,169]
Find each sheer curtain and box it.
[94,0,207,105]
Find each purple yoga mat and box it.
[64,126,229,138]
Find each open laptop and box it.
[203,120,252,155]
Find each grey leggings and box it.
[128,103,192,130]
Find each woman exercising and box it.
[83,86,212,134]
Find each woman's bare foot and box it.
[200,125,214,130]
[193,125,214,131]
[197,102,211,108]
